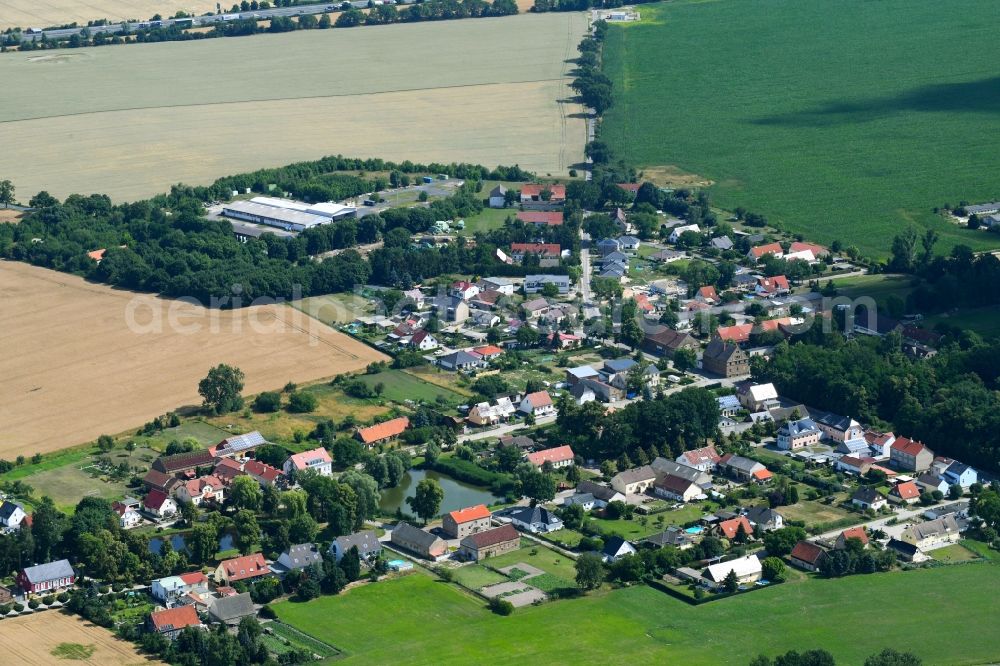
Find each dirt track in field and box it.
[0,261,387,457]
[0,611,164,665]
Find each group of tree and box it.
[749,648,921,666]
[570,24,614,115]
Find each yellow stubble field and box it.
[0,610,164,665]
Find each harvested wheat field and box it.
[0,261,387,458]
[1,0,216,31]
[0,13,587,201]
[0,611,163,665]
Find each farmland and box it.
[0,0,216,31]
[0,610,164,665]
[275,564,1000,665]
[0,13,587,201]
[601,0,1000,257]
[0,261,386,457]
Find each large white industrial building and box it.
[222,196,357,233]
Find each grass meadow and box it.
[601,0,1000,257]
[275,563,1000,665]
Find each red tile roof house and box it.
[442,504,493,538]
[789,241,828,257]
[716,515,754,541]
[510,242,562,262]
[283,447,333,478]
[518,391,555,418]
[695,285,719,304]
[356,416,410,447]
[520,183,566,204]
[142,489,179,519]
[747,242,784,261]
[836,527,869,550]
[516,211,564,226]
[215,553,270,585]
[526,445,575,469]
[676,445,722,472]
[889,480,921,504]
[789,541,827,572]
[889,436,934,472]
[175,475,226,506]
[148,605,202,640]
[243,459,283,487]
[755,275,790,298]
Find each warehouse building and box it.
[222,196,357,233]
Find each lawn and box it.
[452,564,509,591]
[778,498,854,529]
[129,421,232,452]
[931,543,979,563]
[832,274,915,307]
[925,307,1000,340]
[356,370,467,406]
[485,544,578,583]
[457,207,516,236]
[588,515,670,541]
[602,0,1000,257]
[275,563,1000,664]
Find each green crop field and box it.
[602,0,1000,257]
[275,564,1000,664]
[356,369,467,406]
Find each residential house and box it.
[922,501,970,521]
[865,430,896,459]
[916,474,950,495]
[851,487,887,512]
[777,418,822,451]
[519,184,566,205]
[471,310,500,329]
[853,308,902,337]
[472,345,505,362]
[17,560,75,595]
[443,504,492,538]
[719,454,772,484]
[458,525,520,561]
[702,339,749,378]
[836,527,869,550]
[272,543,323,575]
[576,378,620,403]
[650,249,685,263]
[835,456,875,476]
[813,413,864,445]
[716,516,754,541]
[755,275,790,298]
[747,242,783,261]
[650,458,713,488]
[506,506,563,533]
[488,185,507,208]
[519,391,555,418]
[467,397,517,426]
[942,462,977,489]
[409,330,439,350]
[243,459,283,487]
[356,416,410,447]
[0,501,27,530]
[643,527,693,550]
[143,489,178,519]
[574,481,624,508]
[711,235,734,251]
[548,332,582,349]
[612,207,632,233]
[888,481,921,505]
[653,474,702,503]
[695,285,719,305]
[207,593,255,626]
[283,447,333,478]
[617,235,641,252]
[517,210,564,227]
[669,224,700,243]
[737,382,779,412]
[215,553,269,585]
[563,493,598,511]
[901,515,963,551]
[523,274,570,295]
[703,554,762,587]
[611,465,658,495]
[111,500,142,529]
[402,288,426,309]
[676,445,722,473]
[886,538,928,563]
[152,572,210,603]
[789,541,827,572]
[143,469,180,495]
[431,295,470,323]
[210,431,267,460]
[438,350,484,372]
[717,395,741,418]
[480,277,517,295]
[526,445,575,469]
[642,327,699,358]
[499,434,536,451]
[890,436,934,472]
[212,458,244,486]
[521,298,550,320]
[451,280,480,301]
[596,238,621,256]
[329,530,382,563]
[601,536,637,563]
[148,605,201,640]
[603,250,630,266]
[175,475,225,506]
[391,522,448,559]
[745,505,784,532]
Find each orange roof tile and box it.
[149,605,200,632]
[526,445,575,466]
[892,481,920,499]
[219,553,268,582]
[718,515,754,540]
[448,504,491,524]
[840,527,869,545]
[357,416,410,445]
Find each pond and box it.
[379,468,504,517]
[149,530,235,555]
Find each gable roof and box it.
[644,527,692,548]
[22,559,75,583]
[839,526,869,546]
[601,535,634,558]
[756,275,790,292]
[277,543,323,570]
[392,522,444,549]
[655,473,698,495]
[144,488,173,511]
[286,447,332,471]
[218,553,268,582]
[153,450,217,473]
[149,605,200,633]
[508,505,560,526]
[332,529,381,554]
[644,327,696,351]
[906,514,961,541]
[718,516,753,540]
[461,524,519,549]
[697,285,719,301]
[448,504,491,524]
[520,183,566,200]
[0,501,23,521]
[243,459,283,483]
[576,480,621,502]
[357,416,410,444]
[852,486,884,504]
[473,344,504,357]
[208,592,255,622]
[650,458,708,484]
[891,481,920,500]
[517,211,564,226]
[523,391,553,409]
[790,540,826,565]
[211,431,266,456]
[704,338,745,363]
[745,505,782,526]
[679,445,722,468]
[527,445,574,466]
[511,242,561,257]
[891,436,930,457]
[613,465,658,486]
[749,242,783,259]
[789,241,827,257]
[179,571,208,585]
[704,554,761,582]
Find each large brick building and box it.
[458,525,520,561]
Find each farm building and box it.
[222,196,356,233]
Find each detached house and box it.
[459,524,520,561]
[443,504,492,539]
[148,606,201,640]
[716,515,754,541]
[526,445,575,469]
[0,501,27,530]
[215,553,269,585]
[329,530,382,563]
[271,543,323,576]
[942,461,977,489]
[357,416,410,447]
[519,391,555,417]
[889,481,921,505]
[152,572,210,603]
[111,499,142,529]
[851,487,887,512]
[901,515,963,551]
[675,445,722,473]
[611,465,658,495]
[17,559,75,595]
[210,431,267,461]
[642,327,698,358]
[409,330,439,351]
[283,447,333,478]
[789,541,827,572]
[719,454,772,484]
[143,489,178,519]
[601,536,637,563]
[737,382,779,412]
[745,505,784,532]
[890,436,934,472]
[836,527,869,550]
[507,506,563,533]
[777,418,822,451]
[747,242,783,261]
[755,275,790,298]
[702,339,749,378]
[703,554,762,588]
[244,459,283,487]
[391,522,448,559]
[653,474,701,503]
[176,475,226,506]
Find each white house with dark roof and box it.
[272,543,323,575]
[0,501,26,530]
[330,530,382,563]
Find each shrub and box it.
[253,391,282,413]
[488,597,514,616]
[41,595,55,605]
[259,604,276,619]
[56,592,69,603]
[288,391,318,413]
[12,603,23,612]
[98,585,110,594]
[0,604,11,615]
[27,599,39,610]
